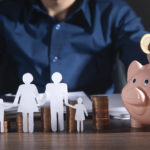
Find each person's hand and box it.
[65,101,70,107]
[66,103,70,107]
[147,54,150,63]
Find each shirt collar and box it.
[80,0,91,27]
[27,0,45,20]
[28,0,91,26]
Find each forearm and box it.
[113,1,148,67]
[13,97,19,104]
[67,104,75,109]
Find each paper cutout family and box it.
[0,72,88,133]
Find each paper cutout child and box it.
[45,72,69,132]
[68,97,88,132]
[13,73,40,133]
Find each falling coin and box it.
[140,34,150,54]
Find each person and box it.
[45,72,68,132]
[68,97,88,132]
[0,0,148,95]
[13,73,40,133]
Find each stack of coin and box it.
[8,121,17,132]
[66,101,77,133]
[4,121,8,133]
[92,96,109,132]
[41,107,51,132]
[16,113,23,133]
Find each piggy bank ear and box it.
[127,61,143,81]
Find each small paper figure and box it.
[13,73,40,133]
[45,72,68,132]
[68,97,88,132]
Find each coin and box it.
[93,118,109,131]
[67,101,77,133]
[4,121,8,133]
[93,110,109,118]
[140,34,150,54]
[16,114,23,133]
[91,96,109,131]
[41,107,51,132]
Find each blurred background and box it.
[127,0,150,30]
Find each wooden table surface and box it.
[1,119,150,150]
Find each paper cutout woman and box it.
[69,97,88,132]
[13,73,40,133]
[45,72,69,132]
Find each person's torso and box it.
[19,84,37,104]
[0,0,122,94]
[46,83,65,106]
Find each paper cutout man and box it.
[45,72,68,132]
[68,97,88,132]
[0,99,6,133]
[13,73,40,133]
[0,98,12,133]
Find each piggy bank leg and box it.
[130,117,146,128]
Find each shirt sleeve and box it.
[112,0,149,68]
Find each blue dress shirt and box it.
[0,0,148,94]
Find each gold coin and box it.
[140,34,150,54]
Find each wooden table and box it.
[1,119,150,150]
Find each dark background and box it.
[127,0,150,30]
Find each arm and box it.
[112,0,148,68]
[33,85,40,104]
[4,105,15,110]
[63,84,69,106]
[84,106,88,117]
[67,104,76,109]
[40,93,47,104]
[45,84,51,100]
[13,86,21,105]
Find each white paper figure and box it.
[68,97,88,133]
[0,99,6,133]
[13,73,40,133]
[45,72,68,132]
[0,99,13,133]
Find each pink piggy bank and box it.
[122,60,150,128]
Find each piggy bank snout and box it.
[122,87,146,105]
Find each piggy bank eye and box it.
[132,78,136,84]
[144,79,149,85]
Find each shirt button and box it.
[55,24,61,30]
[53,56,59,62]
